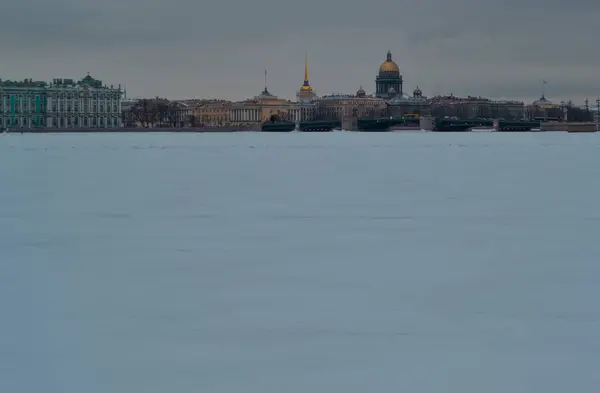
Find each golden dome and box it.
[379,61,399,73]
[378,50,400,74]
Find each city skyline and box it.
[1,0,597,104]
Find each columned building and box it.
[0,79,47,129]
[46,74,122,129]
[0,74,122,129]
[229,87,308,125]
[375,50,403,99]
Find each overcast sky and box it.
[1,0,598,104]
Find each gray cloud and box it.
[1,0,599,104]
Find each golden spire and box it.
[304,52,309,82]
[300,52,312,92]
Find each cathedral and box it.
[375,50,403,99]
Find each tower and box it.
[297,53,316,102]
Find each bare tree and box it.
[130,99,151,127]
[166,102,181,127]
[131,98,165,127]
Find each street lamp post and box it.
[560,101,567,122]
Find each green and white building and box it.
[0,74,122,129]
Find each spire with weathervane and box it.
[297,52,316,102]
[300,52,313,92]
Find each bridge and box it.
[492,120,541,131]
[420,117,541,132]
[357,117,420,131]
[299,120,341,131]
[262,117,542,132]
[354,116,540,132]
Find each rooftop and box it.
[428,94,524,105]
[0,74,120,90]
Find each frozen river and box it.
[1,131,600,393]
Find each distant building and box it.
[229,87,310,125]
[317,88,387,129]
[429,94,524,120]
[387,87,431,116]
[375,50,403,99]
[121,98,138,127]
[527,95,562,119]
[0,73,122,129]
[531,95,554,109]
[194,100,231,127]
[167,101,195,126]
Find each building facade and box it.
[387,87,431,116]
[163,101,194,127]
[375,50,403,99]
[317,88,387,129]
[229,87,317,125]
[0,79,46,129]
[0,74,122,129]
[194,100,231,127]
[526,95,562,119]
[121,97,139,127]
[429,94,525,120]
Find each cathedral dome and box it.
[356,86,366,97]
[378,50,400,75]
